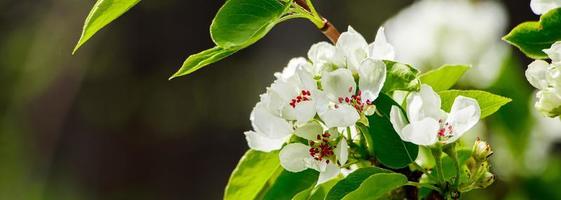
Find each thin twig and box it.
[293,0,340,43]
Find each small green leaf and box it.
[211,0,287,48]
[420,65,471,92]
[438,90,512,119]
[367,93,418,169]
[503,8,561,59]
[382,61,421,92]
[170,46,238,79]
[342,173,408,200]
[74,0,141,54]
[224,150,281,200]
[263,169,319,200]
[326,167,392,200]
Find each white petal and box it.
[318,104,360,128]
[317,163,340,184]
[321,68,356,100]
[407,84,443,121]
[445,96,481,143]
[308,42,345,71]
[295,65,317,90]
[390,105,408,134]
[334,140,349,165]
[401,118,440,146]
[244,131,286,152]
[369,27,396,60]
[279,143,310,172]
[530,0,561,15]
[336,26,369,71]
[545,41,561,63]
[358,59,387,102]
[251,103,293,139]
[275,57,311,81]
[294,120,324,141]
[526,60,551,90]
[293,100,317,125]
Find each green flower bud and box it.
[476,172,495,189]
[472,138,493,162]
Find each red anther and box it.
[317,135,321,140]
[297,96,302,100]
[366,99,371,105]
[303,97,309,101]
[310,141,315,146]
[438,128,445,137]
[323,132,331,137]
[348,86,353,93]
[338,97,344,103]
[345,97,350,103]
[296,99,301,103]
[357,90,362,96]
[322,139,328,143]
[334,104,339,109]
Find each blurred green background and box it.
[0,0,559,199]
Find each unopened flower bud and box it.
[472,138,493,162]
[535,88,561,117]
[476,172,495,189]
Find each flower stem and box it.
[293,0,341,43]
[444,144,461,189]
[431,147,446,185]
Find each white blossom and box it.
[525,42,561,117]
[389,84,481,145]
[279,121,348,184]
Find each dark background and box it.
[0,0,539,199]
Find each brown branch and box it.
[293,0,341,44]
[320,18,340,44]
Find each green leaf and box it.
[382,61,421,92]
[438,90,512,119]
[342,173,408,200]
[367,93,418,169]
[420,65,471,92]
[210,0,287,48]
[169,46,238,79]
[503,8,561,59]
[263,169,319,200]
[293,177,341,200]
[224,150,281,200]
[74,0,141,54]
[326,167,392,200]
[171,0,292,78]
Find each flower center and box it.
[289,90,312,108]
[308,132,335,164]
[437,119,454,141]
[336,89,372,112]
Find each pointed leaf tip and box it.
[73,0,141,54]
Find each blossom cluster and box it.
[526,42,561,118]
[244,26,392,183]
[243,26,482,184]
